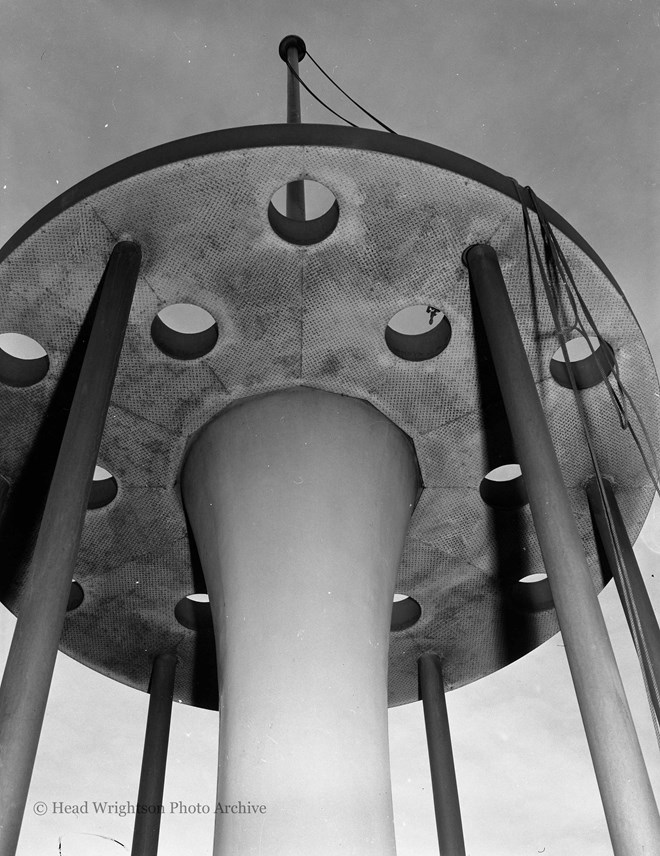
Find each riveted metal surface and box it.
[0,124,657,708]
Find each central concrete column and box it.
[182,386,419,856]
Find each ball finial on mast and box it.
[278,34,306,62]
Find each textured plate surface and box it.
[0,124,657,708]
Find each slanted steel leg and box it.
[463,243,660,855]
[0,241,141,856]
[419,654,466,856]
[586,476,660,723]
[132,652,177,856]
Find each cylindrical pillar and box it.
[131,652,178,856]
[284,38,306,221]
[418,654,466,856]
[463,243,660,855]
[181,386,419,856]
[0,241,141,856]
[586,476,660,722]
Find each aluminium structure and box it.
[0,35,659,856]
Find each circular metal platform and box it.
[0,124,657,709]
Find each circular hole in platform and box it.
[175,593,213,631]
[0,332,49,387]
[479,463,528,508]
[151,304,218,360]
[268,179,339,245]
[391,594,421,631]
[385,305,451,361]
[550,336,614,389]
[511,573,554,613]
[67,580,84,612]
[88,465,118,509]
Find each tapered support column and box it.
[0,241,141,856]
[586,477,660,723]
[463,243,660,855]
[418,655,466,856]
[182,387,419,856]
[131,652,177,856]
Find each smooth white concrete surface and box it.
[182,387,420,855]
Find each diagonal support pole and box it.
[0,241,141,856]
[586,476,660,725]
[131,652,177,856]
[463,242,660,856]
[419,654,466,856]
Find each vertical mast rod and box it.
[279,35,306,221]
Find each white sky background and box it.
[1,0,660,853]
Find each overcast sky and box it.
[1,1,659,854]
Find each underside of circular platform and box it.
[0,124,657,708]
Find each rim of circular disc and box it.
[0,124,620,297]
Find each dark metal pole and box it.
[586,476,660,723]
[0,475,8,524]
[0,241,141,856]
[279,34,306,221]
[131,652,177,856]
[418,654,466,856]
[463,243,660,855]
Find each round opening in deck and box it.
[88,465,118,510]
[151,303,218,360]
[0,332,49,387]
[391,594,421,632]
[479,463,528,508]
[174,593,213,631]
[268,179,339,245]
[550,335,614,389]
[385,305,451,362]
[510,573,554,613]
[67,580,85,612]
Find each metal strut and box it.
[419,654,466,856]
[463,242,660,856]
[0,241,141,856]
[279,34,306,221]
